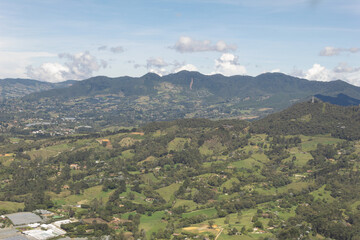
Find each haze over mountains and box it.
[0,78,75,99]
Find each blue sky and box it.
[0,0,359,85]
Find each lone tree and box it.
[208,220,215,229]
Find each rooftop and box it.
[6,212,42,226]
[0,229,29,240]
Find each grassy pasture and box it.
[141,173,159,185]
[310,185,335,202]
[300,135,343,151]
[0,155,14,167]
[50,185,114,205]
[173,199,198,211]
[0,201,24,213]
[182,208,217,218]
[231,158,262,170]
[207,208,274,239]
[156,183,181,202]
[139,211,166,237]
[121,149,135,159]
[167,137,190,152]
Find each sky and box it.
[0,0,359,85]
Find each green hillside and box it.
[252,99,360,140]
[0,103,360,239]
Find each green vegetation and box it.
[0,100,359,239]
[252,100,360,140]
[0,201,24,213]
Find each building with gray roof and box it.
[0,229,30,240]
[6,212,42,226]
[4,236,30,240]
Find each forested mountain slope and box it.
[315,93,360,106]
[251,99,360,140]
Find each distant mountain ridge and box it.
[24,71,360,102]
[0,78,75,99]
[315,93,360,106]
[3,71,360,129]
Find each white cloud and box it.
[26,63,69,83]
[293,63,360,86]
[333,62,360,73]
[139,57,198,76]
[212,53,247,76]
[149,68,168,76]
[304,63,332,81]
[0,51,55,79]
[331,63,360,86]
[173,64,198,73]
[319,46,359,56]
[144,57,169,76]
[172,36,237,53]
[26,51,107,83]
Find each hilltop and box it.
[251,99,360,140]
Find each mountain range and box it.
[23,71,360,103]
[1,71,360,129]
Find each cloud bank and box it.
[319,46,359,56]
[294,62,360,86]
[26,51,107,83]
[172,36,237,53]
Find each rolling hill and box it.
[251,99,360,140]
